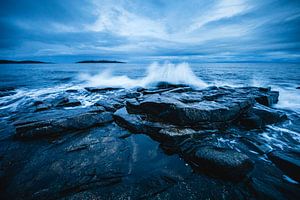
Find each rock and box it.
[268,150,300,182]
[240,137,273,154]
[14,109,113,139]
[85,87,122,93]
[65,89,78,93]
[190,146,254,181]
[254,91,279,106]
[153,81,190,89]
[126,93,253,127]
[239,112,263,129]
[113,107,168,135]
[94,99,123,112]
[296,87,300,89]
[252,104,287,125]
[51,95,69,107]
[35,103,51,112]
[57,99,81,107]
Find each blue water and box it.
[0,62,299,112]
[0,62,299,89]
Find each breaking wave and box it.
[79,62,208,88]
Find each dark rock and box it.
[113,107,168,134]
[240,137,273,154]
[268,150,300,182]
[296,87,300,89]
[142,88,174,95]
[154,81,190,89]
[254,91,279,106]
[15,110,113,139]
[252,104,287,125]
[65,89,78,93]
[249,176,288,200]
[126,93,253,127]
[191,146,254,181]
[57,99,81,107]
[32,100,44,106]
[52,95,69,106]
[239,112,263,129]
[94,99,123,112]
[135,86,145,92]
[85,87,122,93]
[35,103,51,112]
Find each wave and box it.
[79,62,208,88]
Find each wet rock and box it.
[254,91,279,106]
[85,87,121,93]
[94,99,123,112]
[240,137,273,154]
[268,150,300,182]
[189,146,253,181]
[126,93,253,127]
[65,89,78,93]
[239,112,263,129]
[35,103,51,112]
[113,107,169,134]
[51,95,69,107]
[57,99,81,107]
[154,81,190,89]
[252,104,287,125]
[14,109,113,139]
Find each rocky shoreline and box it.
[0,83,300,199]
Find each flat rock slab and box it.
[14,108,113,139]
[125,86,280,127]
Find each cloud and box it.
[0,0,299,62]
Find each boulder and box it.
[190,146,254,180]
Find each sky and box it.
[0,0,300,63]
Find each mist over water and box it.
[79,62,208,88]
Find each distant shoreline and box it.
[76,60,126,64]
[0,60,52,64]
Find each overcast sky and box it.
[1,0,300,62]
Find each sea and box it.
[0,62,299,112]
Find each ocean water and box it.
[0,62,299,112]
